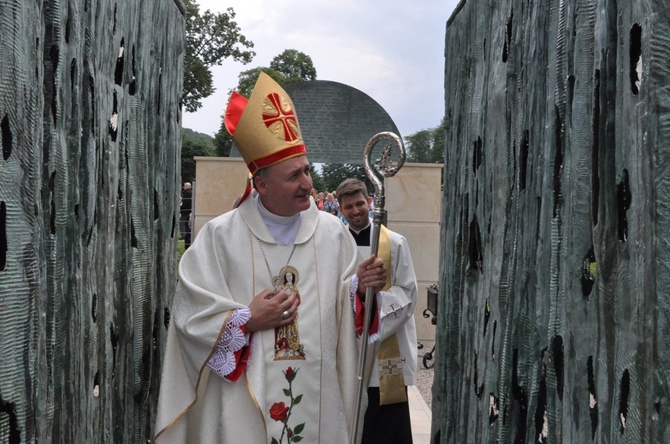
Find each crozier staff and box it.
[154,72,386,443]
[348,132,408,444]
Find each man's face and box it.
[255,155,313,216]
[339,192,371,231]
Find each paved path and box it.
[409,385,432,443]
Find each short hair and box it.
[336,178,368,204]
[252,165,269,190]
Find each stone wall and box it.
[0,1,184,441]
[434,0,670,442]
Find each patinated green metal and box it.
[0,1,184,442]
[434,0,670,442]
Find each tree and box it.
[310,164,326,192]
[181,134,215,183]
[269,49,317,84]
[405,130,433,163]
[213,118,233,157]
[235,67,285,98]
[234,50,317,98]
[320,163,371,193]
[405,117,446,164]
[183,1,255,112]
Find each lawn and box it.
[177,239,186,259]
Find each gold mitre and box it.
[225,72,307,175]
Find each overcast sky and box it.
[182,0,461,139]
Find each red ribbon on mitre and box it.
[225,91,248,136]
[226,92,252,208]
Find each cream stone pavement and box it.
[409,384,432,443]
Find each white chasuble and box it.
[254,242,328,443]
[154,196,362,444]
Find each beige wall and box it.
[385,163,442,349]
[192,156,250,237]
[193,157,441,347]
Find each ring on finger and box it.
[282,310,290,319]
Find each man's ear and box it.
[367,196,373,205]
[254,175,268,195]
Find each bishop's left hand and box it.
[356,255,386,296]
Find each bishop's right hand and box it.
[247,288,298,332]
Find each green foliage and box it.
[320,163,372,193]
[234,50,317,98]
[181,129,215,183]
[182,127,215,148]
[405,130,433,163]
[213,118,234,157]
[269,49,317,84]
[405,117,446,164]
[236,67,285,98]
[183,1,255,112]
[310,164,326,192]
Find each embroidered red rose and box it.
[270,367,304,443]
[270,402,290,422]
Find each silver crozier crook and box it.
[349,131,406,444]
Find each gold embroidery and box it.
[378,356,406,377]
[274,266,305,360]
[377,226,407,405]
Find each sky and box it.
[182,0,461,140]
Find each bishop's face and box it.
[339,192,371,232]
[255,155,313,217]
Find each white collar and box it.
[349,219,372,236]
[254,194,301,246]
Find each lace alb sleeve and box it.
[207,307,251,379]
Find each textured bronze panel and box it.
[434,0,670,442]
[0,1,184,441]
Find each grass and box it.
[177,239,186,259]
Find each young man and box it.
[154,73,386,443]
[337,177,419,444]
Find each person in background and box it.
[315,191,325,210]
[337,177,419,444]
[322,192,339,216]
[154,73,387,443]
[179,182,193,249]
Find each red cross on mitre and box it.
[262,92,300,142]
